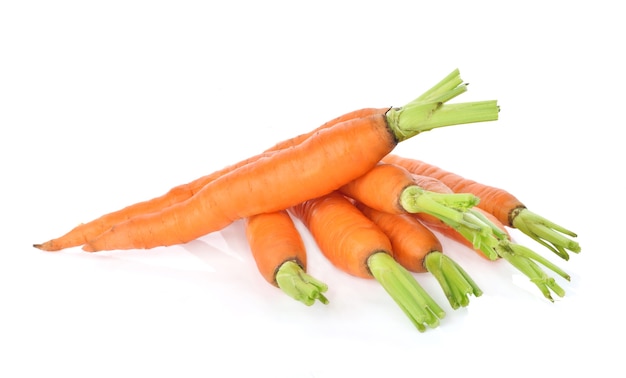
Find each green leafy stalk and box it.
[275,261,329,306]
[424,252,483,309]
[385,69,499,143]
[511,207,581,260]
[367,252,445,332]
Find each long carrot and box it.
[245,210,328,306]
[382,154,580,260]
[406,171,570,302]
[355,202,482,309]
[80,70,499,252]
[339,162,500,260]
[34,108,388,252]
[291,191,445,332]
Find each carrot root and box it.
[511,208,581,261]
[275,261,329,306]
[367,252,445,332]
[423,252,483,310]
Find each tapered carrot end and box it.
[33,241,58,252]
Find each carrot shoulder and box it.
[82,70,499,252]
[245,210,328,306]
[382,154,580,260]
[291,192,445,332]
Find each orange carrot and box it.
[80,71,499,252]
[355,202,482,309]
[405,171,570,302]
[245,210,328,306]
[34,108,388,252]
[382,154,580,260]
[339,162,499,260]
[354,202,439,273]
[291,192,445,331]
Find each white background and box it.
[1,1,623,377]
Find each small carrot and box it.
[355,202,482,309]
[245,210,328,306]
[34,108,389,252]
[80,70,498,252]
[382,154,581,260]
[291,192,445,332]
[339,162,500,260]
[406,171,571,302]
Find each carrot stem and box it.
[511,208,581,260]
[424,251,483,309]
[494,239,569,302]
[275,261,329,306]
[399,185,479,222]
[367,252,445,332]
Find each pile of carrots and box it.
[34,69,580,332]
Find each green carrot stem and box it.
[367,252,445,332]
[386,69,499,143]
[424,251,483,309]
[275,261,329,306]
[399,186,479,222]
[511,207,581,261]
[495,240,569,302]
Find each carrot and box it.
[244,210,328,306]
[291,191,445,332]
[339,162,500,260]
[382,154,581,260]
[406,171,571,302]
[34,108,389,252]
[355,202,482,309]
[80,70,499,252]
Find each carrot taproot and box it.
[382,154,580,260]
[80,70,499,252]
[244,210,328,306]
[34,108,389,252]
[339,162,500,260]
[405,171,571,302]
[355,202,482,309]
[291,191,445,332]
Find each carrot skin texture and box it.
[339,163,413,215]
[291,192,393,279]
[35,108,389,252]
[383,154,524,227]
[84,115,396,251]
[245,211,307,286]
[356,202,441,273]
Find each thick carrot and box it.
[245,210,328,306]
[34,108,388,252]
[291,191,445,332]
[382,154,580,260]
[355,202,482,309]
[81,70,499,252]
[407,171,571,302]
[339,162,500,260]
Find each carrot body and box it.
[339,163,413,214]
[36,108,389,251]
[244,210,307,285]
[291,192,392,279]
[382,154,524,227]
[356,202,441,273]
[84,114,396,252]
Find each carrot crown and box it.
[386,69,499,142]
